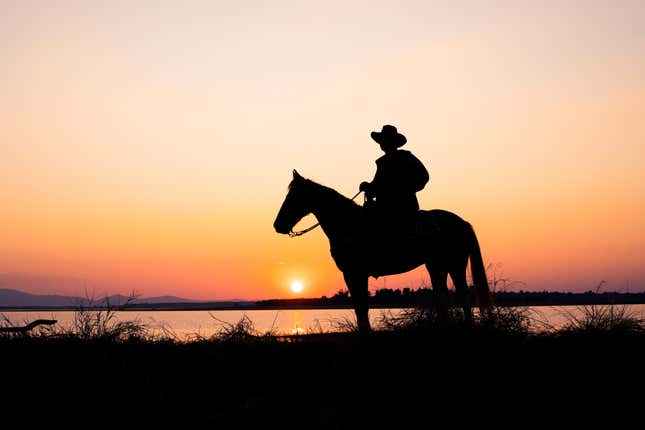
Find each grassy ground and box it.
[1,305,643,429]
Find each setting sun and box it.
[290,280,304,294]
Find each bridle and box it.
[288,190,363,237]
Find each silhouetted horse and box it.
[274,170,491,332]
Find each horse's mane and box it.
[290,177,360,211]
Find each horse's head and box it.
[274,170,313,234]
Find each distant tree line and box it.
[257,288,645,309]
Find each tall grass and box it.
[207,313,279,343]
[556,282,644,334]
[377,305,533,336]
[558,303,644,334]
[326,315,360,333]
[65,293,146,340]
[378,306,458,332]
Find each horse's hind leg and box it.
[343,272,371,333]
[426,264,449,321]
[451,268,473,325]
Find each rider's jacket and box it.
[366,149,429,216]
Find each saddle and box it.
[360,208,439,241]
[357,210,441,277]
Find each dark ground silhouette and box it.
[1,327,642,428]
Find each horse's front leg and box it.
[343,272,371,333]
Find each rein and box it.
[289,190,363,238]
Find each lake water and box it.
[2,304,644,340]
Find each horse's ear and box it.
[293,169,303,180]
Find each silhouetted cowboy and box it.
[360,124,429,233]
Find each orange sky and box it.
[2,1,644,300]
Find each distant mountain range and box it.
[0,288,200,308]
[6,287,643,311]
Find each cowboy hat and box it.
[370,124,407,147]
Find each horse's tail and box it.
[466,223,493,313]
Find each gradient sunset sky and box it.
[2,1,644,300]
